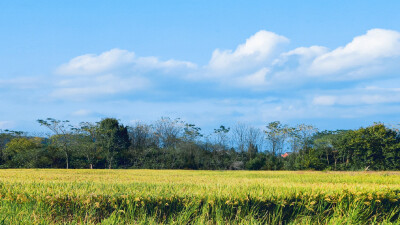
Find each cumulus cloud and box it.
[135,57,197,71]
[51,28,400,108]
[309,29,400,76]
[53,29,400,95]
[57,48,196,76]
[191,29,400,91]
[208,30,289,74]
[4,28,400,133]
[234,67,270,88]
[57,49,135,75]
[53,48,197,99]
[278,46,328,67]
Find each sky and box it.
[1,0,400,133]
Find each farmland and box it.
[1,170,400,224]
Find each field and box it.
[1,170,400,224]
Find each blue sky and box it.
[1,0,400,133]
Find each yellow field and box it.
[1,170,400,224]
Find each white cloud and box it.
[208,30,289,73]
[338,94,400,105]
[57,48,197,76]
[312,82,400,106]
[135,57,197,71]
[51,29,400,103]
[279,46,328,66]
[309,29,400,76]
[182,28,400,93]
[53,48,198,99]
[57,49,135,75]
[53,29,400,94]
[286,46,328,57]
[234,67,270,88]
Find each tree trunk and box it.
[108,156,112,169]
[64,144,69,169]
[66,153,69,169]
[334,159,337,170]
[90,163,93,169]
[326,150,330,165]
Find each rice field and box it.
[1,170,400,224]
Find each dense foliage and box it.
[0,118,399,170]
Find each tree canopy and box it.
[0,119,398,171]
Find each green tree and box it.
[154,117,184,148]
[264,121,288,156]
[338,123,400,170]
[78,122,102,169]
[3,137,42,168]
[37,118,75,169]
[98,118,130,169]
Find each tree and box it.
[312,131,334,167]
[296,124,318,169]
[264,121,288,156]
[37,118,75,169]
[180,123,203,169]
[183,123,202,142]
[128,122,157,150]
[213,125,230,148]
[232,123,248,153]
[0,130,22,166]
[246,127,264,158]
[246,142,258,160]
[78,122,101,169]
[337,123,400,170]
[154,117,184,148]
[97,118,130,169]
[311,130,349,170]
[3,137,42,168]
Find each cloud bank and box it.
[3,28,400,130]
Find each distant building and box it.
[281,152,292,158]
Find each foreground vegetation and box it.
[1,117,399,171]
[1,169,400,224]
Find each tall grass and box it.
[1,170,400,224]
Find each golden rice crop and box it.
[0,170,400,224]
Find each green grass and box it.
[1,170,400,224]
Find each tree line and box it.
[0,117,399,170]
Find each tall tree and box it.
[264,121,288,156]
[247,127,264,155]
[97,118,130,169]
[37,118,75,169]
[78,122,101,169]
[154,117,184,148]
[128,122,157,150]
[213,125,230,148]
[232,123,248,153]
